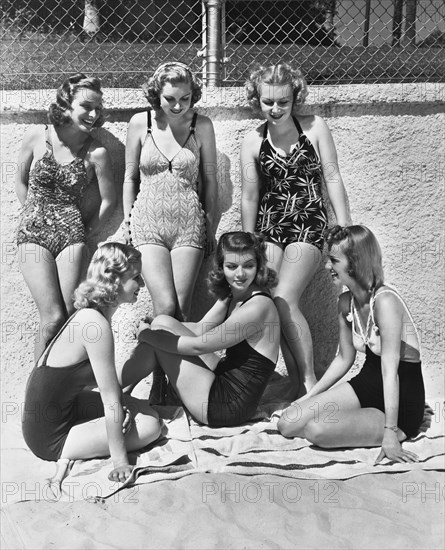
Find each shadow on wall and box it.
[192,149,234,320]
[83,127,126,253]
[302,259,339,375]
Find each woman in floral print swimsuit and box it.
[16,74,116,360]
[241,62,349,399]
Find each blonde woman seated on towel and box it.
[22,243,161,487]
[278,225,425,464]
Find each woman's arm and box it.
[300,293,356,401]
[313,116,349,226]
[15,126,39,205]
[139,295,270,355]
[241,131,262,233]
[373,293,419,463]
[85,144,117,237]
[123,113,144,237]
[81,311,131,478]
[197,115,218,248]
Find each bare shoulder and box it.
[338,290,351,315]
[88,138,110,161]
[195,113,214,132]
[374,287,405,314]
[128,110,148,131]
[74,308,110,330]
[245,293,278,319]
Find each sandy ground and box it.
[1,362,444,550]
[2,471,444,549]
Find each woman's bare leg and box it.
[171,246,204,320]
[277,382,399,447]
[271,242,321,398]
[61,394,161,460]
[18,243,66,360]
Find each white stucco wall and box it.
[1,84,443,400]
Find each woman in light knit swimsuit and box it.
[123,62,217,320]
[123,62,218,403]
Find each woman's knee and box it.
[138,413,162,444]
[303,421,329,447]
[278,406,306,438]
[152,294,177,317]
[40,309,66,340]
[151,314,177,331]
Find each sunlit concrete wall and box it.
[1,84,443,399]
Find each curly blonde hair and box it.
[142,62,202,110]
[48,73,104,127]
[245,62,308,113]
[74,243,141,310]
[207,232,278,299]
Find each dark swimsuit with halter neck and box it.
[206,292,277,427]
[255,117,328,251]
[22,311,98,461]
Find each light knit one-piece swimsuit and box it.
[130,110,206,250]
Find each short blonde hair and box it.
[74,243,141,309]
[326,225,384,291]
[245,62,308,113]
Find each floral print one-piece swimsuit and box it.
[256,116,328,251]
[16,126,92,257]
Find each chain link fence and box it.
[1,0,444,89]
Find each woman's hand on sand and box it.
[375,432,419,464]
[108,463,133,483]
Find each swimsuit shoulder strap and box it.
[147,109,152,134]
[189,112,198,134]
[262,122,268,139]
[241,291,272,306]
[293,116,304,134]
[38,310,81,366]
[45,125,53,153]
[371,286,421,348]
[77,136,94,161]
[224,297,233,322]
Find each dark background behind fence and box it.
[1,0,444,89]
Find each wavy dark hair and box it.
[74,242,141,310]
[245,62,308,114]
[142,62,202,110]
[48,73,104,127]
[207,232,278,299]
[326,225,384,291]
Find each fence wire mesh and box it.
[1,0,444,89]
[222,0,444,84]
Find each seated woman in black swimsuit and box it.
[22,243,161,487]
[278,225,425,464]
[119,232,280,427]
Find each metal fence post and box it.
[205,0,223,86]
